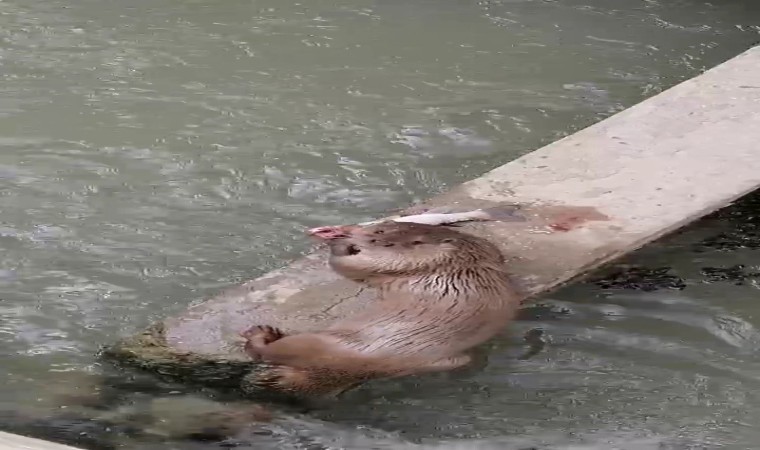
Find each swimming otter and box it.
[241,221,520,397]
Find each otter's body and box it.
[242,221,520,397]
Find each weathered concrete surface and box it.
[104,46,760,387]
[0,432,81,450]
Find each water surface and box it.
[1,0,760,448]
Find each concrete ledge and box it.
[104,46,760,390]
[0,432,81,450]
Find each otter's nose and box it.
[307,225,360,240]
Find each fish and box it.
[306,205,524,235]
[357,206,522,227]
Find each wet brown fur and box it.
[241,221,520,397]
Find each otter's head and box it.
[308,221,504,283]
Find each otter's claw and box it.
[241,325,285,343]
[241,325,286,360]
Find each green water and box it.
[1,0,759,448]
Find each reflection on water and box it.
[1,0,760,448]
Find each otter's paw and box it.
[248,366,361,399]
[240,325,285,343]
[240,325,286,360]
[249,366,305,394]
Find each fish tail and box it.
[477,205,525,222]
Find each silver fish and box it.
[358,205,523,227]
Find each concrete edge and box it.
[0,432,82,450]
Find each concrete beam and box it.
[0,432,81,450]
[104,46,760,390]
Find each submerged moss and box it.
[100,322,256,389]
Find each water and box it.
[1,0,759,448]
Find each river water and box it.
[1,0,759,449]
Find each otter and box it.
[241,221,520,397]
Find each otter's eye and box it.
[442,238,454,243]
[411,240,424,245]
[369,239,377,244]
[374,230,385,235]
[383,243,395,247]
